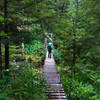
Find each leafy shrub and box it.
[73,64,100,86]
[61,75,95,100]
[0,93,15,100]
[25,40,45,56]
[25,40,45,66]
[58,64,100,100]
[53,49,61,63]
[25,55,42,66]
[0,62,48,100]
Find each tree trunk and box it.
[73,33,76,66]
[0,37,2,70]
[72,0,79,66]
[4,0,9,69]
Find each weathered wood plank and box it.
[48,99,66,100]
[43,50,66,100]
[50,95,66,99]
[49,93,66,96]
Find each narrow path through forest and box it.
[43,51,66,100]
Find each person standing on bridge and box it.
[48,42,53,58]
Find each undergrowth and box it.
[58,64,100,100]
[0,61,48,100]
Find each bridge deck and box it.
[43,52,66,100]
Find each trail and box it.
[43,33,66,100]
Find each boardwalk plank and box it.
[43,52,66,100]
[50,96,66,99]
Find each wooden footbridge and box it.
[43,52,66,100]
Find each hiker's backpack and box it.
[48,43,52,50]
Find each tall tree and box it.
[0,37,2,70]
[4,0,9,69]
[0,0,4,70]
[72,0,79,66]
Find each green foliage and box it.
[0,61,48,100]
[1,0,100,99]
[62,76,95,99]
[25,40,45,66]
[0,94,15,100]
[58,63,100,100]
[54,1,100,99]
[53,49,61,63]
[25,40,45,56]
[32,24,41,30]
[0,32,8,37]
[9,45,24,62]
[0,16,4,21]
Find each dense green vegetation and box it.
[0,63,48,100]
[53,0,100,99]
[0,0,100,100]
[0,43,47,99]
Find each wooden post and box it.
[21,9,24,55]
[21,42,24,55]
[44,38,47,49]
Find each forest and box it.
[0,0,100,100]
